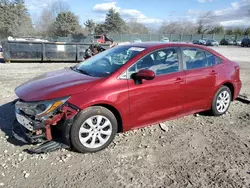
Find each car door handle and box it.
[210,70,217,75]
[174,78,184,84]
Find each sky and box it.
[25,0,250,28]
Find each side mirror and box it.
[133,69,155,81]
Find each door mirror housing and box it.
[134,69,155,81]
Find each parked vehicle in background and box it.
[220,38,236,45]
[0,45,4,63]
[94,35,113,44]
[14,42,242,153]
[161,37,170,43]
[241,38,250,47]
[198,39,207,45]
[133,38,142,43]
[206,39,219,46]
[192,40,199,45]
[236,40,242,46]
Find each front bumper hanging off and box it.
[12,103,79,154]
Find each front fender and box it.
[68,87,131,131]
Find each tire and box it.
[211,86,232,116]
[70,106,118,153]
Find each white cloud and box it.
[93,2,119,12]
[25,0,67,11]
[213,0,250,26]
[187,9,203,16]
[93,1,163,25]
[188,0,250,27]
[197,0,213,3]
[220,20,250,27]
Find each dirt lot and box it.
[0,46,250,188]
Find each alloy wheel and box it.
[216,90,230,113]
[78,115,112,149]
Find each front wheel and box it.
[211,86,232,116]
[70,106,118,153]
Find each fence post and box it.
[170,34,172,42]
[76,44,79,62]
[120,34,123,42]
[7,41,11,63]
[42,43,45,62]
[190,35,193,42]
[149,34,152,41]
[180,34,183,42]
[212,33,215,40]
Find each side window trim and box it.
[125,47,181,79]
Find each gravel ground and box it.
[0,46,250,188]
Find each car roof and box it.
[120,42,206,49]
[118,42,225,59]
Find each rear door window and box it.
[205,51,222,66]
[182,48,208,70]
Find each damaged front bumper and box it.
[12,100,79,153]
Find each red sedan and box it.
[14,43,242,153]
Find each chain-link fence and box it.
[109,34,248,43]
[1,34,249,63]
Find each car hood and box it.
[15,68,103,101]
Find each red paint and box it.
[45,125,52,140]
[15,43,242,133]
[136,69,155,80]
[15,68,103,101]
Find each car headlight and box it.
[15,96,70,117]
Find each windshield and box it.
[75,46,146,77]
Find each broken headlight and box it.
[15,96,70,117]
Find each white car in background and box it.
[236,40,242,46]
[133,38,142,43]
[161,37,170,42]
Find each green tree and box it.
[244,27,250,35]
[35,1,71,36]
[208,26,224,34]
[233,28,244,35]
[0,0,34,38]
[84,19,96,34]
[95,24,107,34]
[104,8,128,34]
[50,11,81,36]
[226,29,234,35]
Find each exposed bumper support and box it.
[12,103,79,153]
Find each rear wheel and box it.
[70,106,118,153]
[211,86,231,116]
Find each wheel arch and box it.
[218,81,235,101]
[92,103,123,133]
